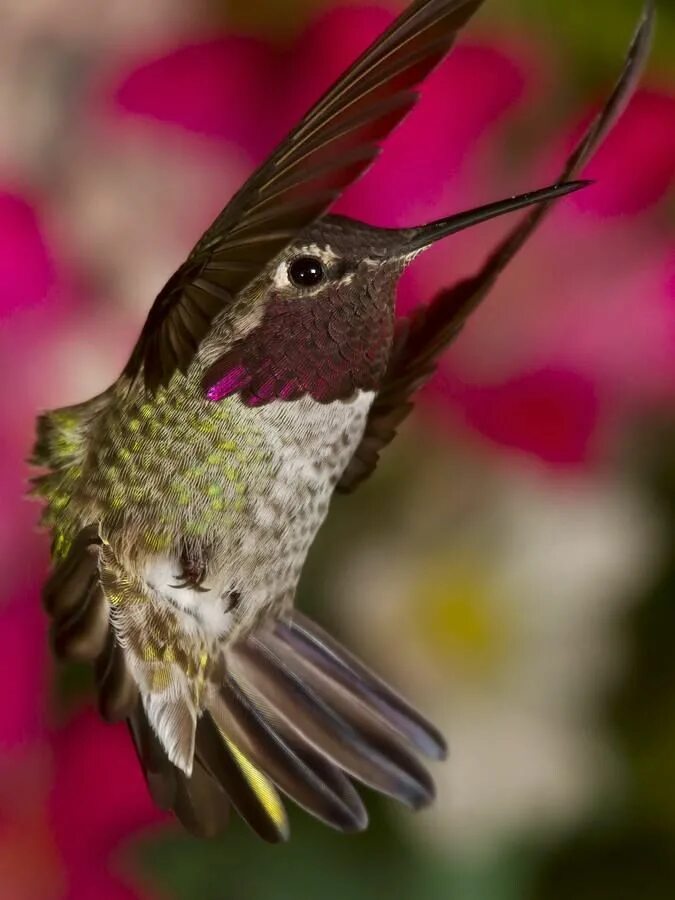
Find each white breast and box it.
[141,390,374,643]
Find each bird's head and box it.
[202,181,587,407]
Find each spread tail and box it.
[44,528,445,840]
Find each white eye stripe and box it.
[270,243,341,291]
[271,260,292,289]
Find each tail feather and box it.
[129,701,231,839]
[144,695,196,776]
[230,636,436,811]
[196,713,289,843]
[272,612,447,760]
[128,701,179,812]
[209,674,367,833]
[174,759,231,839]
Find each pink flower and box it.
[436,368,601,466]
[0,190,62,588]
[0,593,47,751]
[50,712,166,900]
[0,193,56,319]
[0,591,166,900]
[105,3,675,467]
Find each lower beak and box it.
[400,180,590,255]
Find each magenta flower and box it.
[50,711,166,900]
[0,190,60,586]
[105,3,675,467]
[0,590,47,751]
[0,193,56,319]
[0,592,165,900]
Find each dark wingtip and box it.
[567,179,594,191]
[432,733,449,763]
[196,713,291,844]
[343,811,370,834]
[95,634,139,723]
[638,0,657,47]
[51,588,109,662]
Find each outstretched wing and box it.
[124,0,486,392]
[337,0,655,493]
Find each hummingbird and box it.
[31,0,653,841]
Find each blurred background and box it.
[1,1,674,898]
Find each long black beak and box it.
[401,180,591,254]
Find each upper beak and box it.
[399,180,591,255]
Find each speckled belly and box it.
[83,387,373,630]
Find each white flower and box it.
[333,443,663,856]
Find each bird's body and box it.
[62,360,374,620]
[58,376,374,634]
[30,0,654,842]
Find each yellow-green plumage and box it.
[82,380,272,557]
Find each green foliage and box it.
[499,0,675,80]
[140,801,536,900]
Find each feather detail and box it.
[95,632,139,723]
[143,694,197,776]
[174,760,231,839]
[229,636,436,810]
[43,524,109,662]
[208,674,368,832]
[196,713,290,843]
[50,581,109,663]
[129,700,231,838]
[128,701,179,811]
[47,537,439,837]
[269,613,447,760]
[42,524,101,619]
[30,392,111,472]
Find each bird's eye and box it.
[288,256,325,288]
